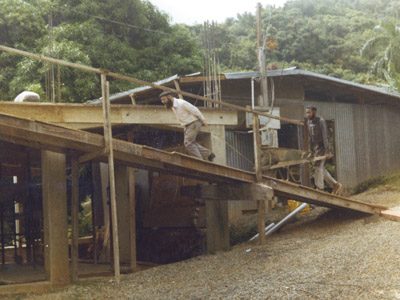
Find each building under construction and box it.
[0,45,399,295]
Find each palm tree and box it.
[361,17,400,91]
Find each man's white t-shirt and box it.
[171,98,206,126]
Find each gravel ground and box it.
[5,187,400,300]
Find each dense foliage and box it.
[1,0,400,102]
[0,0,202,102]
[190,0,400,87]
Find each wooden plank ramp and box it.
[0,112,390,216]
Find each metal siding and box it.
[305,101,400,189]
[353,105,371,182]
[225,131,257,219]
[305,101,357,188]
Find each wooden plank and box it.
[180,183,273,201]
[174,80,184,99]
[252,114,266,245]
[79,147,110,164]
[262,156,326,170]
[101,74,120,284]
[127,131,136,271]
[302,118,311,187]
[268,178,386,214]
[70,156,79,283]
[380,207,400,221]
[0,102,238,127]
[179,75,226,83]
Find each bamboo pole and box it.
[0,45,303,126]
[101,74,120,284]
[252,114,266,245]
[70,156,79,283]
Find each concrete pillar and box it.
[41,150,69,284]
[115,164,135,265]
[205,125,229,253]
[98,162,111,262]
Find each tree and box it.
[361,17,400,91]
[0,0,202,102]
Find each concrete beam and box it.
[0,102,237,129]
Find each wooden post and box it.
[302,118,311,187]
[257,3,268,107]
[127,131,136,272]
[253,114,266,245]
[174,80,184,99]
[70,156,79,283]
[101,74,120,284]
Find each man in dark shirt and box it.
[306,106,342,194]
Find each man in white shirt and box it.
[160,91,215,161]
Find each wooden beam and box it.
[79,147,110,164]
[174,80,184,99]
[127,131,136,272]
[252,114,266,245]
[179,75,226,83]
[0,102,238,128]
[262,156,326,171]
[101,74,120,284]
[70,156,79,283]
[180,183,273,201]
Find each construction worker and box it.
[306,106,342,194]
[160,91,215,161]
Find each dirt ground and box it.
[4,183,400,300]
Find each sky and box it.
[150,0,289,25]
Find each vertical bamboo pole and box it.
[101,73,120,283]
[70,156,79,283]
[253,114,266,245]
[127,131,136,272]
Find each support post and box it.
[70,156,79,283]
[253,114,266,245]
[101,74,120,283]
[174,80,184,99]
[127,131,136,271]
[42,150,69,284]
[205,125,229,253]
[257,3,268,107]
[302,118,311,187]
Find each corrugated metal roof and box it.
[91,68,400,104]
[88,74,179,104]
[224,69,400,100]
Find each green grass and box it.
[354,170,400,194]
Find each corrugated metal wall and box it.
[225,101,400,219]
[225,131,258,219]
[305,101,400,189]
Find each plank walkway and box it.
[0,112,392,216]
